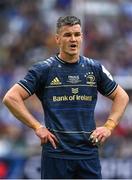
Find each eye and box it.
[75,32,81,37]
[63,33,72,37]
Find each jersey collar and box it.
[55,54,80,65]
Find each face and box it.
[55,24,83,60]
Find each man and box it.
[3,16,129,179]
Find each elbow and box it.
[2,93,12,106]
[125,92,129,105]
[121,90,129,107]
[2,91,18,107]
[117,86,129,106]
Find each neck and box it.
[58,53,79,63]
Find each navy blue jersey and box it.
[18,55,117,159]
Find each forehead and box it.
[59,24,82,34]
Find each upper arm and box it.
[4,83,30,101]
[108,85,129,101]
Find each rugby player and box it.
[3,16,129,179]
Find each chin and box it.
[68,51,78,56]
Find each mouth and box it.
[69,44,77,49]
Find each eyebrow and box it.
[63,32,81,36]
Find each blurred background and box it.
[0,0,132,178]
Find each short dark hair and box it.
[56,16,81,33]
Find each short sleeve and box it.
[97,64,118,96]
[18,62,48,96]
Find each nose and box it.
[70,35,76,41]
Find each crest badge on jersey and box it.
[71,88,79,94]
[85,72,96,86]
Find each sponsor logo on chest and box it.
[67,75,81,84]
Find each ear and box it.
[81,33,83,39]
[55,34,60,45]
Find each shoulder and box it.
[81,56,101,69]
[30,56,56,72]
[34,56,56,68]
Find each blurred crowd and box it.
[0,0,72,158]
[84,14,132,76]
[0,0,132,178]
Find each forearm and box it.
[3,93,58,148]
[3,95,43,130]
[90,86,129,145]
[105,86,129,131]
